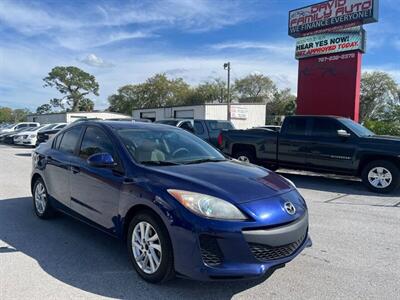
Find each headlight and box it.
[29,135,36,138]
[167,189,247,220]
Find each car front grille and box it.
[249,233,306,262]
[199,235,223,267]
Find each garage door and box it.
[174,110,194,119]
[140,112,156,121]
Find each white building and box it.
[27,111,131,124]
[133,103,266,129]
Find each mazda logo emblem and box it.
[284,202,296,215]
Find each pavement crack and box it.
[324,194,348,203]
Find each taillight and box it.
[217,133,223,147]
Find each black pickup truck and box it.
[219,115,400,193]
[156,119,234,146]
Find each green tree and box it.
[12,108,30,122]
[143,74,191,107]
[78,98,95,112]
[43,66,99,112]
[360,71,398,122]
[185,79,227,105]
[108,74,191,114]
[36,104,53,114]
[108,84,146,114]
[233,74,277,103]
[0,107,13,123]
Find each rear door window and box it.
[311,118,342,137]
[283,118,308,136]
[194,121,205,134]
[58,126,83,154]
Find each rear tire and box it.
[127,211,175,283]
[361,160,400,193]
[233,150,256,164]
[33,178,55,219]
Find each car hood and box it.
[361,135,400,143]
[147,160,293,204]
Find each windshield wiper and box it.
[140,160,181,166]
[181,158,226,165]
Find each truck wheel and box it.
[361,160,400,193]
[234,150,256,164]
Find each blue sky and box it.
[0,0,399,111]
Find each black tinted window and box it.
[208,121,234,131]
[284,118,307,135]
[59,127,82,154]
[180,122,193,131]
[80,127,115,159]
[311,119,341,137]
[194,121,204,134]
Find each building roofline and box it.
[27,111,131,117]
[132,103,266,111]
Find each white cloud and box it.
[79,54,113,68]
[211,41,293,56]
[0,0,255,51]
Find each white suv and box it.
[0,122,40,133]
[14,123,66,146]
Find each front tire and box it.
[127,211,174,283]
[33,178,55,218]
[361,160,400,193]
[233,150,256,164]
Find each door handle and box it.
[70,166,80,174]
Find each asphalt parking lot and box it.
[0,144,399,300]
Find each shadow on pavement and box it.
[0,197,271,299]
[278,171,400,197]
[14,153,32,157]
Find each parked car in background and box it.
[219,115,400,193]
[36,124,68,146]
[0,122,40,134]
[31,120,310,283]
[109,118,152,122]
[14,123,66,147]
[0,126,36,144]
[156,119,235,147]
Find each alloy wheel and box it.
[368,167,393,189]
[237,155,250,163]
[34,182,47,214]
[132,221,162,274]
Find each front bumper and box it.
[170,210,311,281]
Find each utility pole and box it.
[223,62,231,120]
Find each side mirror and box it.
[337,129,351,137]
[87,153,116,168]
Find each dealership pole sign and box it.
[289,0,379,37]
[295,28,365,59]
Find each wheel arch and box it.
[358,154,400,175]
[231,143,256,157]
[31,173,43,195]
[122,204,167,241]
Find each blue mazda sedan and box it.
[31,121,311,283]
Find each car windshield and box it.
[117,127,225,165]
[155,120,180,126]
[340,118,375,137]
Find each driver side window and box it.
[80,127,115,160]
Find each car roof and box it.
[71,120,180,131]
[286,115,344,119]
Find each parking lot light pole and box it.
[224,62,231,121]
